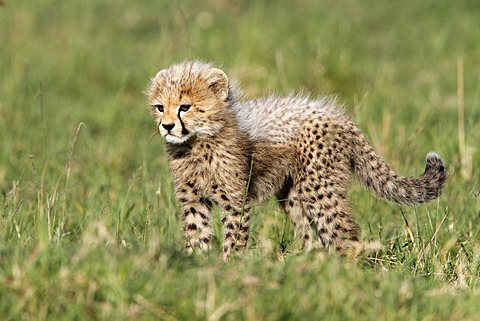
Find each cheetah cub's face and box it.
[146,62,230,144]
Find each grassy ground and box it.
[1,0,479,320]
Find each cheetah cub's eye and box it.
[155,104,164,113]
[179,104,191,112]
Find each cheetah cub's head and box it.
[146,61,231,145]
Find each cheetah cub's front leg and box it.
[220,200,251,259]
[180,192,251,258]
[212,184,252,259]
[178,194,214,253]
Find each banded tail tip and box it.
[425,151,446,169]
[426,151,441,161]
[425,151,448,186]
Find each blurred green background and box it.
[0,0,479,320]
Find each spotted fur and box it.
[146,61,447,258]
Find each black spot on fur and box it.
[201,197,213,207]
[186,223,197,231]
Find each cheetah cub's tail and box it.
[351,131,447,206]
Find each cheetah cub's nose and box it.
[162,123,175,131]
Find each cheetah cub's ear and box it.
[202,68,229,101]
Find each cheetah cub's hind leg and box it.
[279,177,360,254]
[297,177,361,254]
[291,121,361,254]
[277,178,318,251]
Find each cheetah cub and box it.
[146,61,447,258]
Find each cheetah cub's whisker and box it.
[146,61,447,259]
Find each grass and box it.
[1,0,479,320]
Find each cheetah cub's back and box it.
[146,60,447,258]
